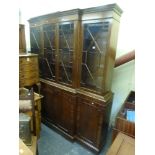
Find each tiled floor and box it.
[38,124,112,155]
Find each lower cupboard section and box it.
[40,80,113,152]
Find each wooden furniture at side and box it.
[19,88,35,144]
[19,88,43,138]
[19,24,26,53]
[106,132,135,155]
[28,3,123,152]
[19,53,39,87]
[113,91,135,141]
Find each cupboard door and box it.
[40,82,76,136]
[42,24,56,80]
[41,83,62,125]
[80,20,110,92]
[60,92,76,135]
[58,22,74,85]
[77,97,104,147]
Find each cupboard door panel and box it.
[77,97,104,146]
[40,82,76,136]
[41,85,53,120]
[41,83,62,125]
[60,92,76,135]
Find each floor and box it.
[38,124,112,155]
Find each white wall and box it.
[110,60,135,126]
[19,0,135,53]
[19,0,135,126]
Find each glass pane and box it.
[81,21,110,91]
[30,26,43,79]
[30,27,41,54]
[42,24,56,80]
[58,23,74,84]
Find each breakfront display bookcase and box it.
[29,3,122,152]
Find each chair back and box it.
[19,88,36,135]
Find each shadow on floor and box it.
[38,124,112,155]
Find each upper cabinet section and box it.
[28,3,122,93]
[79,4,122,94]
[29,9,80,87]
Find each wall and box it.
[110,60,135,126]
[19,0,135,126]
[19,0,135,53]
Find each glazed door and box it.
[76,97,104,147]
[30,26,42,54]
[80,20,110,92]
[41,24,57,80]
[30,26,44,78]
[58,22,74,86]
